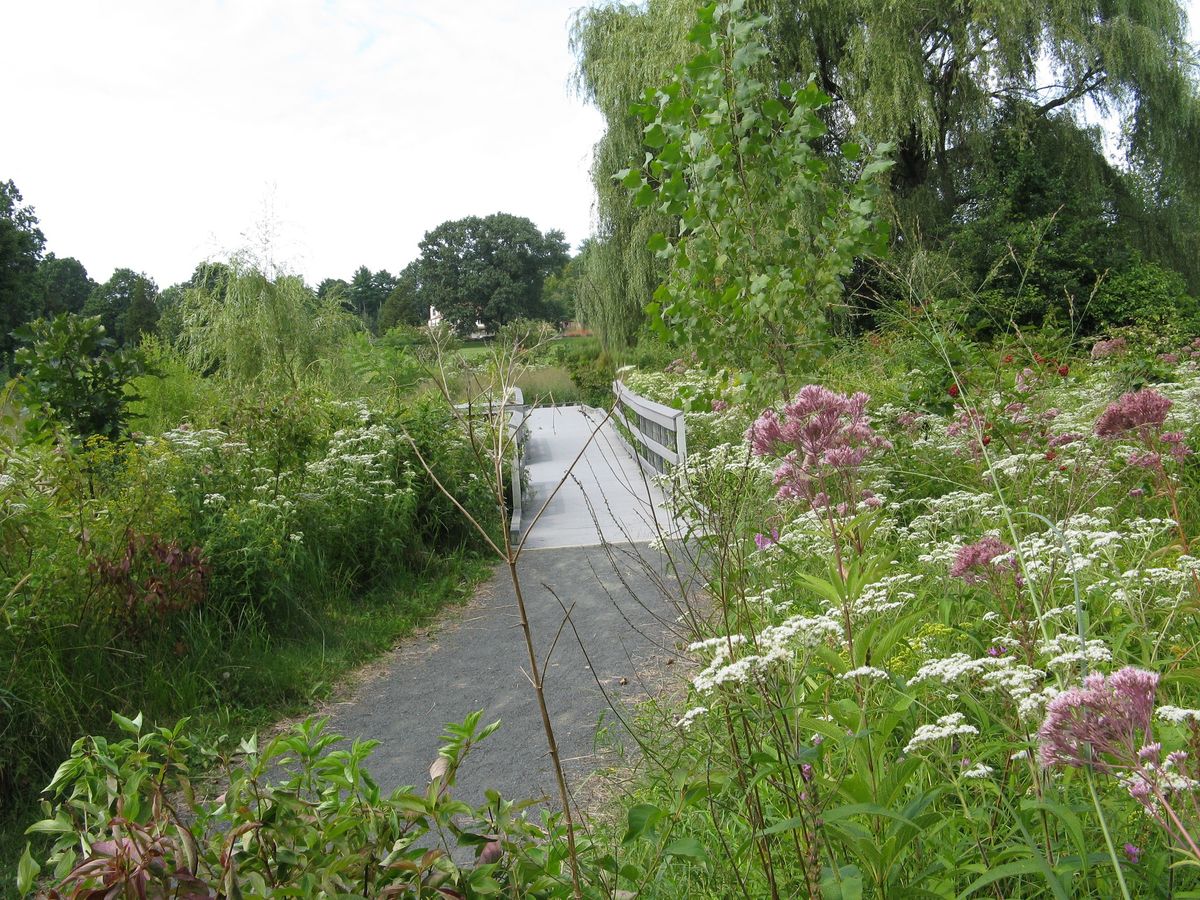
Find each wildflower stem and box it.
[1087,770,1132,900]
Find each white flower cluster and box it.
[840,666,890,681]
[984,452,1043,482]
[768,511,836,558]
[899,491,1006,546]
[1037,633,1113,670]
[960,762,994,779]
[690,613,843,694]
[908,651,1055,721]
[161,427,251,459]
[674,706,708,729]
[306,423,415,506]
[745,587,791,613]
[1157,706,1200,725]
[908,653,1008,686]
[904,713,978,753]
[850,572,922,617]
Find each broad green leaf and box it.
[959,856,1070,899]
[663,837,706,860]
[623,803,663,843]
[17,844,40,895]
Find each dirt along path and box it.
[321,406,693,812]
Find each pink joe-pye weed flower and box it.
[1037,667,1159,771]
[950,536,1022,586]
[754,529,780,550]
[746,385,891,511]
[1094,389,1172,439]
[1094,388,1193,471]
[1091,336,1128,358]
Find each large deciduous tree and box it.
[415,214,569,335]
[0,180,46,364]
[571,0,1200,343]
[36,254,95,318]
[83,269,159,345]
[123,277,160,344]
[377,262,428,332]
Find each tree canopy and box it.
[571,0,1200,344]
[82,268,159,346]
[414,213,569,335]
[36,254,95,319]
[0,180,46,364]
[377,262,428,333]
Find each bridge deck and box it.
[517,405,678,549]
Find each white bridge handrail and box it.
[611,379,687,475]
[455,387,528,540]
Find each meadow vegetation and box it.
[0,266,507,894]
[5,0,1200,896]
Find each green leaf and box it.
[25,817,74,835]
[841,142,861,162]
[644,123,668,149]
[617,168,642,189]
[822,802,920,829]
[647,232,669,253]
[959,856,1070,899]
[663,837,706,860]
[17,844,40,895]
[761,816,806,836]
[622,803,663,843]
[820,864,863,900]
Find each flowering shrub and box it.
[608,330,1200,897]
[0,384,496,820]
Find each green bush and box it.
[1090,258,1199,330]
[20,712,579,898]
[13,313,149,442]
[555,339,614,407]
[0,386,497,823]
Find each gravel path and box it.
[324,544,688,809]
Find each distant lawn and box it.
[457,340,494,361]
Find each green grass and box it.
[0,552,492,898]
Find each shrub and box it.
[13,313,149,441]
[1091,258,1199,330]
[20,713,578,898]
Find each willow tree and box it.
[573,0,1200,345]
[763,0,1200,267]
[177,264,359,389]
[570,0,696,349]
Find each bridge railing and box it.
[611,379,687,476]
[455,387,528,540]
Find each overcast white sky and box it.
[3,1,1198,290]
[2,1,606,288]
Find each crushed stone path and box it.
[323,406,690,810]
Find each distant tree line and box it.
[0,181,576,370]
